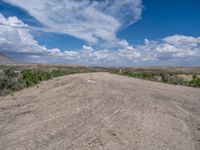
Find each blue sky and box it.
[0,0,200,66]
[119,0,200,43]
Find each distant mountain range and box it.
[0,53,19,64]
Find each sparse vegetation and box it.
[0,68,72,96]
[0,66,200,96]
[112,68,200,88]
[189,74,200,87]
[121,70,156,80]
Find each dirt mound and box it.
[0,73,200,150]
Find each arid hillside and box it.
[0,73,200,150]
[0,54,19,64]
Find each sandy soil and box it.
[0,72,200,150]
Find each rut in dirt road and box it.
[0,73,200,150]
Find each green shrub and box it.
[21,69,40,87]
[36,70,52,81]
[168,76,185,85]
[160,73,169,83]
[189,74,200,87]
[4,68,18,77]
[115,70,195,87]
[160,73,186,85]
[0,74,9,90]
[195,77,200,87]
[0,68,74,96]
[51,69,71,77]
[0,70,21,95]
[122,71,155,80]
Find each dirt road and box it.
[0,73,200,150]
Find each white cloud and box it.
[118,40,141,60]
[82,45,94,52]
[154,35,200,58]
[0,14,50,54]
[118,39,129,47]
[63,51,80,60]
[0,13,27,27]
[0,14,200,66]
[0,26,46,53]
[4,0,143,44]
[164,35,200,47]
[48,48,61,55]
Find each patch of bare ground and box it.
[0,73,200,150]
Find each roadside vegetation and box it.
[112,69,200,88]
[0,68,73,96]
[0,65,110,96]
[0,66,200,96]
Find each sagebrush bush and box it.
[4,68,18,77]
[122,71,155,80]
[0,68,73,96]
[51,69,71,77]
[114,69,200,88]
[189,74,200,87]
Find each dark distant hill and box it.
[0,53,19,64]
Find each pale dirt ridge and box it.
[0,73,200,150]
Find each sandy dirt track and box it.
[0,72,200,150]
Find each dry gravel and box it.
[0,72,200,150]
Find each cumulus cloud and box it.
[50,36,200,66]
[4,0,143,44]
[0,13,59,56]
[164,35,200,47]
[0,14,46,53]
[0,13,27,27]
[156,35,200,58]
[0,14,199,66]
